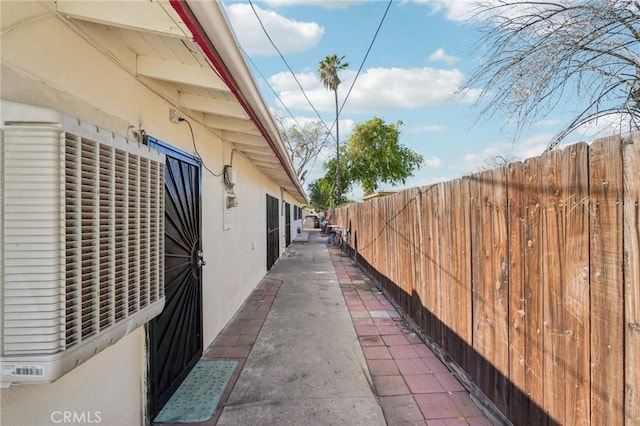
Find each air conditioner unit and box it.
[1,101,166,387]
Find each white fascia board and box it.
[137,56,229,92]
[57,0,190,38]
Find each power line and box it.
[247,0,335,141]
[338,0,393,119]
[242,48,331,179]
[318,0,393,153]
[242,47,303,130]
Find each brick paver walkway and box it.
[330,248,493,426]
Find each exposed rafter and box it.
[221,130,270,147]
[57,0,189,38]
[204,115,258,134]
[136,56,229,92]
[179,93,247,119]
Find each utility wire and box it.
[242,48,303,130]
[247,0,336,142]
[180,118,225,177]
[320,0,394,149]
[339,0,393,119]
[243,49,329,181]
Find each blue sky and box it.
[221,0,622,199]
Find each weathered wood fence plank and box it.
[451,178,472,371]
[624,134,640,425]
[507,161,526,425]
[589,136,624,425]
[470,167,510,413]
[522,156,546,424]
[540,149,566,422]
[562,142,590,426]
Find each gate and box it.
[285,202,291,247]
[145,137,203,419]
[266,194,279,270]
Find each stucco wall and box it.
[0,331,145,426]
[1,1,301,424]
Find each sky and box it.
[220,0,624,200]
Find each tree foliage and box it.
[276,115,330,183]
[463,0,640,149]
[308,155,351,211]
[346,117,423,195]
[308,117,423,205]
[318,54,349,203]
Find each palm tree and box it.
[318,54,348,205]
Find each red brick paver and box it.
[330,249,493,426]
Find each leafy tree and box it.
[318,54,349,203]
[463,0,640,149]
[308,155,351,210]
[307,178,332,212]
[346,117,423,195]
[276,115,330,183]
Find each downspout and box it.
[168,0,302,196]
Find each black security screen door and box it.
[145,136,203,419]
[285,202,291,247]
[266,194,279,270]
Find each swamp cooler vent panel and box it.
[1,101,165,386]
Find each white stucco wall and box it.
[1,2,304,424]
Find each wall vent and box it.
[1,101,165,386]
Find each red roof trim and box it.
[169,0,299,190]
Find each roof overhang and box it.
[55,0,307,205]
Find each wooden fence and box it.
[334,134,639,425]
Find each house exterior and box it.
[0,1,306,424]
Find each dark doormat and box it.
[154,360,237,423]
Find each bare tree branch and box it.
[275,114,331,183]
[462,0,640,149]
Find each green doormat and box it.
[154,360,238,423]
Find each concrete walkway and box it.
[199,232,494,425]
[216,231,384,425]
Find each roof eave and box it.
[169,0,308,205]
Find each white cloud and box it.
[268,66,482,114]
[455,132,552,173]
[407,124,446,134]
[415,0,577,23]
[424,156,442,168]
[264,0,368,9]
[565,114,636,143]
[429,48,459,65]
[414,0,480,21]
[462,153,478,165]
[527,114,634,148]
[224,3,323,56]
[534,119,562,127]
